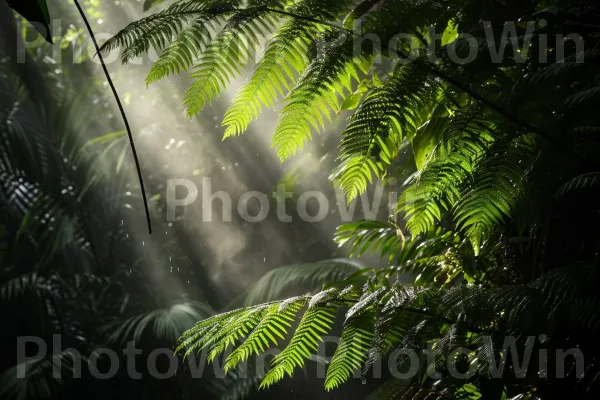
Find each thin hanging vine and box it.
[73,0,152,234]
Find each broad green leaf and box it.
[441,20,459,47]
[411,116,448,170]
[340,91,365,111]
[456,383,482,399]
[372,71,383,88]
[357,79,371,93]
[410,26,430,50]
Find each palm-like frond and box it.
[0,273,77,333]
[556,172,600,197]
[103,301,215,346]
[0,272,53,303]
[0,62,131,268]
[242,258,363,306]
[0,352,85,400]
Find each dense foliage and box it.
[2,0,600,399]
[103,0,600,399]
[0,1,357,399]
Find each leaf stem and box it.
[342,298,487,334]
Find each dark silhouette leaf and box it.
[6,0,53,43]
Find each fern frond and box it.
[325,289,385,390]
[325,310,375,390]
[335,220,400,259]
[363,289,422,375]
[260,288,344,388]
[272,32,372,160]
[398,108,496,236]
[335,221,462,282]
[100,0,240,63]
[334,63,440,201]
[145,19,219,85]
[177,307,250,356]
[335,220,468,284]
[223,299,305,372]
[183,7,280,116]
[222,20,316,137]
[454,134,537,252]
[205,304,273,362]
[221,0,358,137]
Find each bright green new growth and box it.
[103,0,600,397]
[101,0,555,254]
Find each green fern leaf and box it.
[224,298,307,372]
[334,63,439,201]
[145,19,219,85]
[398,108,495,236]
[271,32,372,161]
[183,8,279,116]
[260,288,344,388]
[325,289,384,390]
[101,0,240,63]
[454,134,537,253]
[222,20,316,137]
